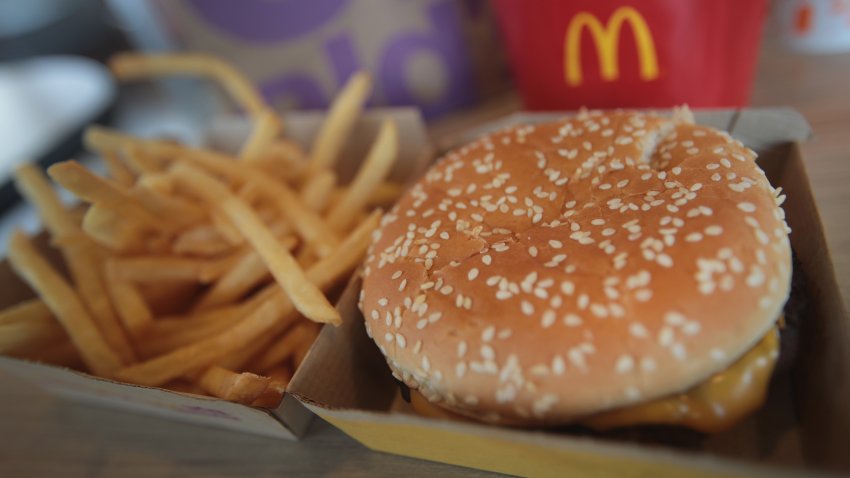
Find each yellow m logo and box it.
[564,6,660,86]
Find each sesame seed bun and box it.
[358,110,791,425]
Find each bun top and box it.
[359,110,791,425]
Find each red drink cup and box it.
[494,0,768,110]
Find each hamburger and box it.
[358,110,791,432]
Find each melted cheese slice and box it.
[582,327,780,433]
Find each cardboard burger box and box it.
[0,108,433,440]
[288,108,850,476]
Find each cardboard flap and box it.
[289,273,398,411]
[778,145,850,470]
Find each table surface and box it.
[1,32,848,478]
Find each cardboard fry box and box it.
[0,108,433,440]
[288,108,850,476]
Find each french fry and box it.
[85,126,183,159]
[7,231,124,375]
[130,184,207,228]
[251,142,308,182]
[98,150,136,187]
[210,209,244,246]
[307,71,372,173]
[82,205,149,253]
[137,311,240,358]
[239,109,282,161]
[170,162,341,325]
[105,276,153,340]
[12,339,82,369]
[150,302,249,336]
[0,300,66,355]
[137,281,201,316]
[13,164,78,239]
[267,138,307,164]
[194,236,299,311]
[173,225,233,256]
[197,366,270,405]
[107,254,235,283]
[300,169,337,212]
[121,144,166,174]
[250,379,287,408]
[15,166,137,363]
[114,295,291,386]
[137,172,175,195]
[252,322,317,372]
[0,298,52,326]
[113,211,381,386]
[326,119,398,232]
[109,53,268,118]
[237,182,263,207]
[369,181,405,207]
[48,161,176,233]
[177,148,340,257]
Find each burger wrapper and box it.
[0,107,432,440]
[289,108,850,476]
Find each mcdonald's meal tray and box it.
[289,107,850,477]
[0,53,433,440]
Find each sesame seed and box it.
[468,268,479,281]
[641,357,657,372]
[391,270,402,280]
[577,294,589,309]
[746,266,765,287]
[481,345,495,360]
[659,327,674,346]
[528,246,538,257]
[629,323,648,338]
[395,334,407,348]
[482,255,492,265]
[738,202,756,213]
[705,225,723,236]
[615,355,634,374]
[541,310,556,328]
[685,232,703,242]
[398,279,407,291]
[564,314,582,327]
[456,362,467,378]
[590,303,608,318]
[482,326,495,342]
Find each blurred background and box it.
[0,0,848,301]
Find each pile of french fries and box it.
[0,53,402,408]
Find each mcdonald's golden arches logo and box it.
[564,6,660,86]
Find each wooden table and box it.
[1,31,848,477]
